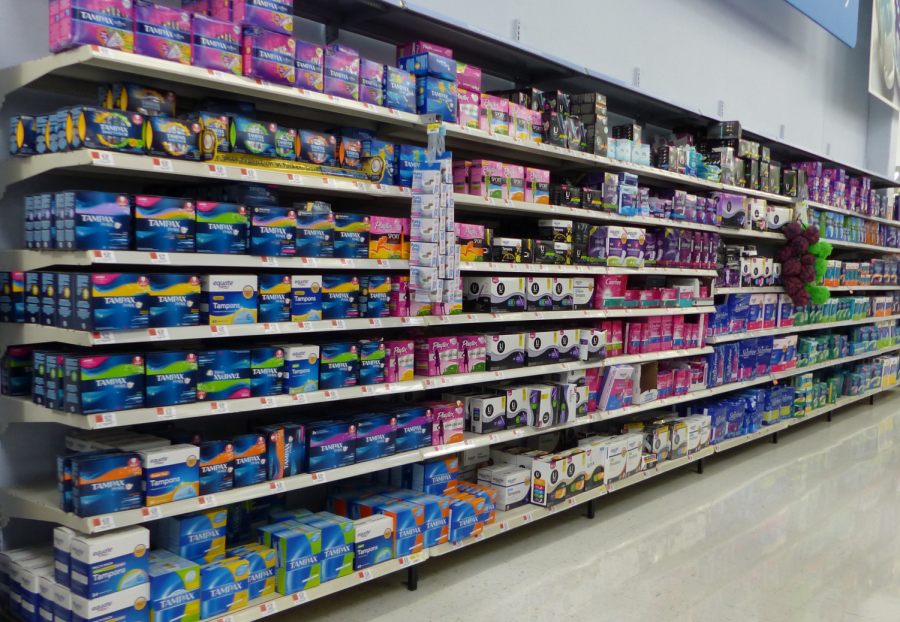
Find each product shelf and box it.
[459,262,718,277]
[425,307,713,327]
[0,250,398,272]
[720,185,795,204]
[1,345,895,533]
[704,313,900,344]
[0,45,423,131]
[804,200,899,227]
[714,285,900,295]
[0,151,413,202]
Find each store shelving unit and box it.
[714,285,900,294]
[1,3,900,613]
[705,314,900,344]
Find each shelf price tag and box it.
[198,495,217,507]
[208,164,227,177]
[90,151,115,166]
[291,593,308,605]
[291,394,308,404]
[264,323,281,334]
[368,319,382,328]
[259,602,277,616]
[330,320,346,330]
[91,45,115,58]
[297,322,313,332]
[287,173,305,185]
[92,250,117,264]
[400,552,423,565]
[339,258,354,267]
[210,325,229,337]
[152,158,174,173]
[488,434,500,442]
[261,256,278,267]
[240,168,258,181]
[492,371,504,379]
[373,184,389,194]
[300,257,317,267]
[260,397,277,408]
[148,328,170,341]
[499,522,510,532]
[141,507,163,521]
[211,402,229,413]
[93,413,117,429]
[522,513,533,523]
[156,407,177,421]
[311,472,327,483]
[207,69,228,81]
[357,569,374,582]
[376,259,392,268]
[324,390,339,401]
[269,481,287,493]
[92,332,116,345]
[511,428,525,437]
[216,616,235,622]
[91,516,116,532]
[149,252,170,265]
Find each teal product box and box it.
[395,144,427,187]
[133,196,196,253]
[281,345,319,394]
[139,444,200,506]
[295,211,334,257]
[258,274,291,323]
[292,515,354,582]
[72,108,146,155]
[322,275,359,320]
[250,347,284,397]
[228,116,277,158]
[55,272,74,328]
[160,509,227,564]
[274,525,322,594]
[65,191,132,251]
[333,213,370,258]
[250,207,297,257]
[196,349,251,401]
[25,272,40,324]
[70,584,150,622]
[384,67,416,113]
[198,557,249,619]
[350,412,395,462]
[0,271,26,323]
[196,203,249,255]
[145,351,197,408]
[63,354,145,415]
[398,52,456,81]
[148,556,200,622]
[71,452,144,517]
[200,275,258,325]
[275,127,297,161]
[74,274,150,331]
[306,420,356,472]
[415,76,458,123]
[69,527,150,600]
[359,276,391,318]
[235,547,276,599]
[232,434,266,488]
[1,345,33,397]
[352,515,394,570]
[358,341,385,386]
[148,274,201,328]
[40,272,56,327]
[319,343,359,390]
[290,275,322,321]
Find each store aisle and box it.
[296,391,900,622]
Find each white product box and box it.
[523,384,556,427]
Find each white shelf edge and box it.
[805,200,899,227]
[705,314,900,344]
[460,262,717,277]
[715,285,900,294]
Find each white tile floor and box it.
[293,391,900,622]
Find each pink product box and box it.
[469,160,504,198]
[49,0,60,52]
[661,315,673,350]
[452,161,470,194]
[672,316,685,348]
[457,335,486,373]
[645,317,661,352]
[525,168,550,204]
[295,40,324,92]
[674,370,689,396]
[626,323,643,355]
[594,275,627,306]
[212,0,294,35]
[657,371,673,398]
[385,340,414,383]
[243,26,295,85]
[135,2,191,64]
[660,288,677,306]
[624,291,640,308]
[57,0,135,53]
[183,1,211,14]
[506,164,525,202]
[415,336,459,376]
[456,62,482,93]
[192,14,243,75]
[324,44,360,101]
[359,58,385,106]
[638,289,660,308]
[457,89,480,129]
[397,41,453,62]
[390,279,409,317]
[479,94,509,136]
[425,401,464,446]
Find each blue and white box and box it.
[53,527,77,587]
[258,275,291,323]
[352,514,393,570]
[148,274,201,328]
[70,584,150,622]
[139,445,199,507]
[306,420,356,473]
[250,347,284,397]
[290,275,322,321]
[159,509,227,564]
[280,345,319,394]
[145,351,197,408]
[69,527,150,600]
[200,275,257,325]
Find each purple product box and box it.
[359,59,385,106]
[324,44,360,101]
[242,26,295,86]
[678,229,692,267]
[397,41,453,61]
[192,14,243,75]
[644,231,658,266]
[457,335,486,373]
[58,0,135,53]
[624,229,645,267]
[212,0,293,36]
[385,340,414,383]
[384,67,416,113]
[134,1,191,65]
[295,40,324,92]
[456,62,482,93]
[661,228,680,267]
[691,231,703,268]
[415,336,459,377]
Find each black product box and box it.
[733,158,745,188]
[706,121,742,139]
[761,146,771,163]
[769,161,781,194]
[566,115,584,152]
[783,170,798,197]
[550,184,581,207]
[532,240,571,265]
[489,88,544,111]
[542,90,569,114]
[708,138,757,159]
[542,111,567,146]
[759,163,770,193]
[655,145,677,170]
[490,237,532,263]
[612,124,641,143]
[582,187,603,209]
[746,158,759,190]
[583,122,608,156]
[570,92,607,107]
